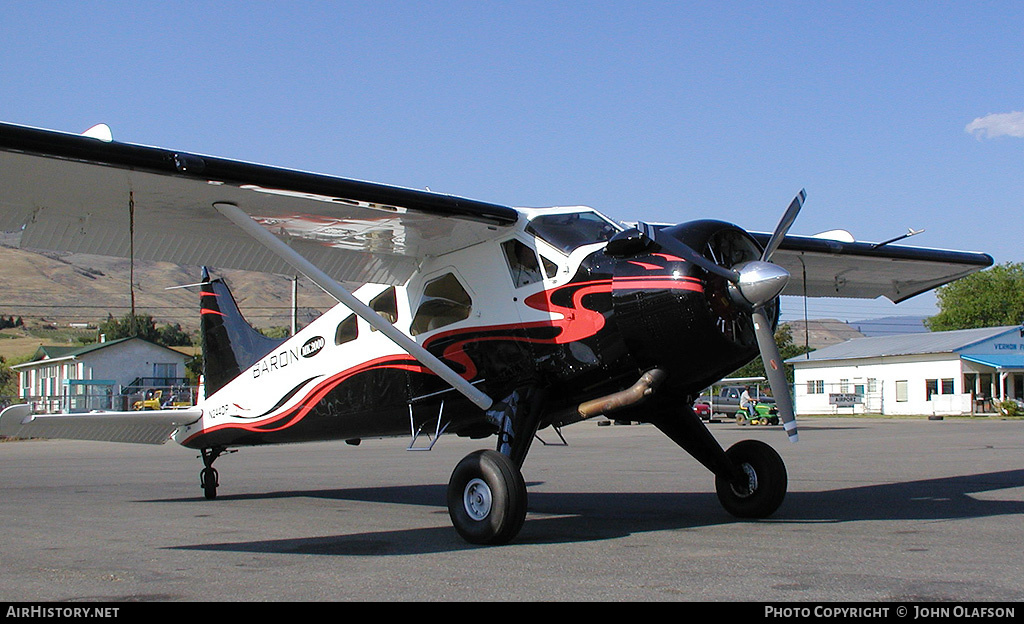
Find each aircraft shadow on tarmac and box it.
[168,468,1024,556]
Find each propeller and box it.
[745,189,804,442]
[648,190,806,443]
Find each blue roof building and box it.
[786,326,1024,416]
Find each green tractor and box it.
[736,401,779,426]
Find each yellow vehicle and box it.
[132,390,162,411]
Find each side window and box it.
[370,287,398,324]
[540,254,558,279]
[502,239,543,288]
[335,314,358,345]
[410,273,472,336]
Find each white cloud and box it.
[965,111,1024,139]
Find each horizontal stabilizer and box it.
[0,404,201,445]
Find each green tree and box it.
[0,355,18,400]
[97,313,195,347]
[926,262,1024,331]
[729,323,813,384]
[157,322,194,347]
[98,312,160,343]
[259,326,291,339]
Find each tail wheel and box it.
[447,450,527,545]
[715,439,787,518]
[200,467,219,500]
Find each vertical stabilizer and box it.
[200,268,286,398]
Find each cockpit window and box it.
[540,254,559,279]
[502,239,543,288]
[525,212,621,253]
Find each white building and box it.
[787,326,1024,416]
[12,337,193,413]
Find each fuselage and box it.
[174,208,769,449]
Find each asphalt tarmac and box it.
[1,417,1022,602]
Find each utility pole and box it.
[291,275,298,336]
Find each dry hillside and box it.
[0,242,338,359]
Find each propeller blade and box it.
[751,306,798,443]
[760,189,805,263]
[654,229,741,283]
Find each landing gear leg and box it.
[648,400,745,483]
[447,386,544,544]
[492,386,546,469]
[647,398,787,519]
[200,447,225,500]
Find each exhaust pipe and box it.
[577,369,667,419]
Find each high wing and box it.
[750,231,993,303]
[0,122,519,287]
[1,122,993,305]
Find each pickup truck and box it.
[701,385,778,424]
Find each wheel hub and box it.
[463,478,493,520]
[731,462,758,498]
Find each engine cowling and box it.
[609,220,779,396]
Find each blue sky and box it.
[2,1,1022,323]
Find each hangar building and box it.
[787,325,1024,416]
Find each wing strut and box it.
[213,202,494,411]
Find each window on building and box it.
[896,380,908,402]
[840,379,850,393]
[153,363,176,378]
[867,378,878,393]
[927,378,956,399]
[153,363,178,386]
[807,380,824,394]
[410,273,473,336]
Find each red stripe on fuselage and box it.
[422,279,613,379]
[612,276,704,292]
[183,355,427,444]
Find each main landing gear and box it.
[447,386,541,545]
[447,450,528,545]
[444,386,788,545]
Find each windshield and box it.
[525,212,621,253]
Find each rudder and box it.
[199,268,286,398]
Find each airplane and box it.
[0,121,993,545]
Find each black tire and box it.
[715,439,787,519]
[447,450,527,545]
[200,467,218,500]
